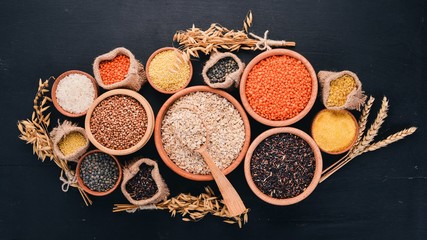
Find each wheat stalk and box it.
[365,127,417,152]
[113,186,249,228]
[320,96,416,183]
[17,78,92,205]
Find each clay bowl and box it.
[154,85,251,181]
[311,109,359,155]
[76,150,122,196]
[52,70,98,117]
[244,127,323,205]
[146,47,193,94]
[239,49,318,127]
[85,89,154,156]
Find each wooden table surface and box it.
[1,0,426,239]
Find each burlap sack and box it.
[318,70,367,111]
[121,158,170,206]
[202,52,245,90]
[93,47,146,91]
[50,120,89,163]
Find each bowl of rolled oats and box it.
[154,86,251,181]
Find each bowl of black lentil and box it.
[244,127,322,205]
[76,150,122,196]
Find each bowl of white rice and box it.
[52,70,98,117]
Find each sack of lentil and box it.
[318,70,367,111]
[93,47,147,91]
[50,120,89,163]
[202,52,245,90]
[121,158,170,206]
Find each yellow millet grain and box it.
[148,50,190,91]
[326,74,356,107]
[58,132,87,156]
[312,110,358,153]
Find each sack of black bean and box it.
[121,158,170,206]
[202,52,245,90]
[50,120,89,163]
[93,47,147,91]
[318,70,367,111]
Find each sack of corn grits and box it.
[318,70,367,111]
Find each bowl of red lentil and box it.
[146,47,193,94]
[52,70,98,118]
[76,150,122,196]
[244,127,322,205]
[154,86,251,181]
[85,89,155,156]
[239,49,318,127]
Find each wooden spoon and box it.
[173,107,247,217]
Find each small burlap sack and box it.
[121,158,170,206]
[202,52,245,90]
[93,47,146,91]
[50,120,89,163]
[318,70,367,111]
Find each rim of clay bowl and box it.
[84,89,154,156]
[239,49,318,127]
[154,85,251,181]
[146,47,193,94]
[52,70,99,118]
[244,127,323,206]
[76,149,122,196]
[311,109,359,155]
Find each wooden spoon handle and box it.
[197,149,247,217]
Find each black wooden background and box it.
[1,1,426,239]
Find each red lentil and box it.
[245,55,312,121]
[99,55,130,85]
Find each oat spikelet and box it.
[173,12,295,62]
[365,127,417,152]
[243,10,253,33]
[113,186,249,228]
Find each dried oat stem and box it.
[113,186,249,228]
[17,78,92,205]
[320,96,417,183]
[173,11,295,61]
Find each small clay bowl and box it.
[239,49,318,127]
[76,149,122,196]
[244,127,323,205]
[154,86,251,181]
[311,109,359,155]
[146,47,193,94]
[52,70,98,117]
[85,89,155,156]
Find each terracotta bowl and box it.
[84,89,155,156]
[239,49,318,127]
[146,47,193,94]
[76,150,122,196]
[311,109,359,155]
[154,85,251,181]
[244,127,323,205]
[52,70,98,117]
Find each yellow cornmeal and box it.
[148,50,190,91]
[58,132,87,156]
[312,109,358,153]
[326,74,356,107]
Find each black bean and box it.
[206,57,239,83]
[250,133,315,199]
[125,163,158,201]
